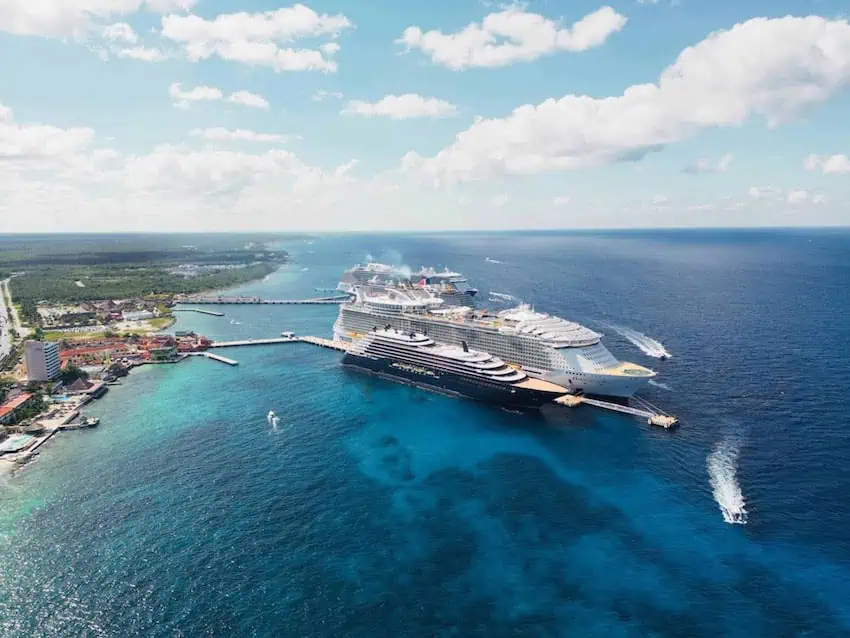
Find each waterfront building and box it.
[148,346,178,362]
[124,310,155,322]
[0,392,34,425]
[25,341,61,382]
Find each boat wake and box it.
[267,410,280,431]
[485,257,503,264]
[230,319,241,325]
[488,291,519,303]
[707,438,748,525]
[648,379,672,391]
[606,324,671,359]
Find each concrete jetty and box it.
[173,308,226,317]
[187,352,239,365]
[554,394,678,428]
[207,335,349,352]
[176,295,351,306]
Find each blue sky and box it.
[1,0,849,231]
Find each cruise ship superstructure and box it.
[333,287,656,398]
[337,263,477,306]
[343,328,568,408]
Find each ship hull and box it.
[342,353,563,409]
[334,311,652,399]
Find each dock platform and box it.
[554,394,678,428]
[208,336,349,352]
[174,308,225,317]
[176,295,351,306]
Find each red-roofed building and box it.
[0,392,34,425]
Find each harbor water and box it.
[1,230,849,637]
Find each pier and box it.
[176,295,351,306]
[173,308,226,317]
[554,394,678,428]
[207,336,349,352]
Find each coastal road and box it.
[0,278,18,361]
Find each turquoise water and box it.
[1,231,849,636]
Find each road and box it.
[0,277,20,362]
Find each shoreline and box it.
[0,262,287,484]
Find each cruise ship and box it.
[343,328,568,408]
[337,263,477,306]
[333,287,656,398]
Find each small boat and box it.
[85,417,100,427]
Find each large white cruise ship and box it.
[337,263,477,306]
[333,287,656,398]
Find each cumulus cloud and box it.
[169,82,223,109]
[342,94,458,119]
[0,0,196,38]
[169,83,269,110]
[160,5,352,72]
[313,89,343,102]
[190,128,288,143]
[804,153,850,174]
[786,189,811,204]
[227,91,270,110]
[553,196,571,205]
[490,193,508,208]
[684,153,733,174]
[403,16,850,184]
[397,6,627,69]
[0,101,95,162]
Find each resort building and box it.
[0,392,34,425]
[25,341,61,382]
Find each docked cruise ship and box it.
[333,287,656,398]
[337,263,477,306]
[343,328,568,408]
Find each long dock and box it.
[554,394,678,428]
[176,295,350,306]
[208,336,349,352]
[173,308,225,317]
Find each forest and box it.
[0,234,298,323]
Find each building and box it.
[148,346,177,362]
[0,392,34,425]
[25,341,61,382]
[123,310,154,322]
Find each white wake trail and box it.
[489,292,519,303]
[485,257,503,264]
[607,324,671,359]
[648,379,672,391]
[707,438,748,525]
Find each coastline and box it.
[0,264,286,484]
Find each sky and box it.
[1,0,850,232]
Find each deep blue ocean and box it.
[2,230,849,637]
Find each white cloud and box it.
[553,196,571,205]
[115,45,167,61]
[343,94,458,119]
[0,101,95,162]
[190,128,288,143]
[804,153,850,174]
[404,16,850,184]
[0,0,195,38]
[684,153,733,174]
[397,6,627,70]
[313,89,344,102]
[491,193,508,208]
[160,5,352,72]
[652,194,668,205]
[786,189,810,204]
[169,83,270,110]
[227,91,270,110]
[169,82,223,109]
[102,22,138,43]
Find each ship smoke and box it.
[707,438,748,525]
[606,324,671,359]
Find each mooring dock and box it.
[173,308,226,317]
[203,333,676,427]
[176,295,351,306]
[207,336,349,352]
[554,394,678,428]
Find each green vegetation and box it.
[59,364,89,385]
[0,233,295,320]
[0,376,14,403]
[16,393,46,422]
